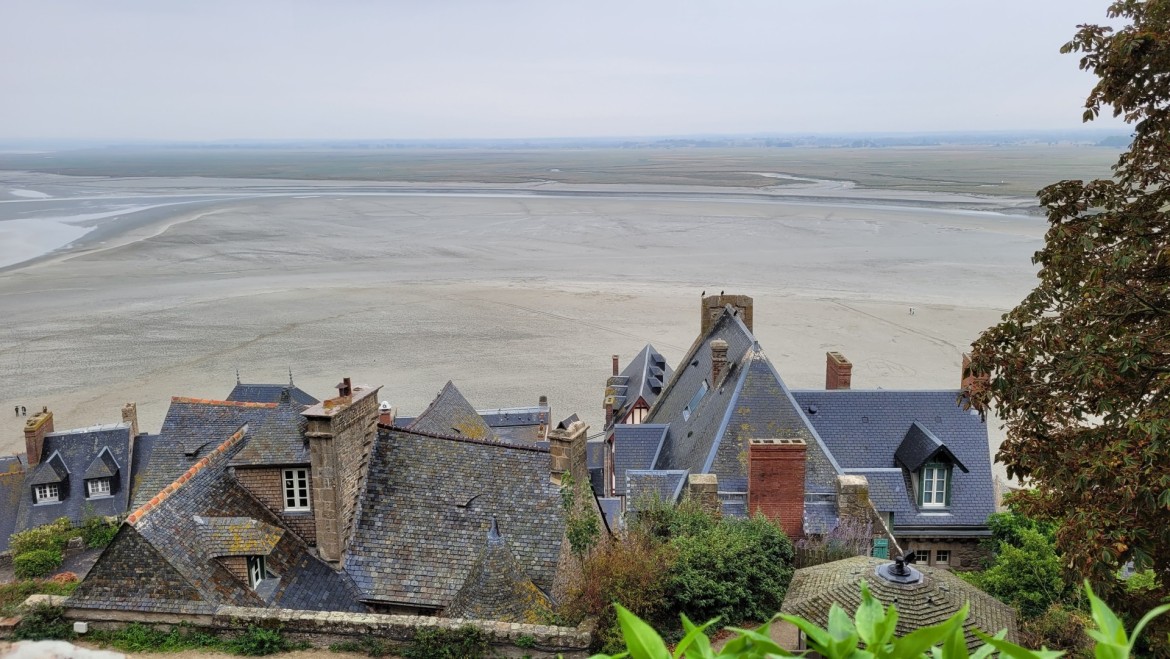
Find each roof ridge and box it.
[171,396,278,409]
[126,425,249,526]
[379,423,550,453]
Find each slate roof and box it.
[626,469,689,511]
[477,405,550,444]
[407,381,497,441]
[69,424,364,615]
[610,344,672,424]
[128,433,157,506]
[790,390,996,532]
[345,426,566,610]
[132,398,275,508]
[896,422,969,473]
[443,518,553,623]
[84,449,120,480]
[196,516,284,557]
[781,556,1018,650]
[612,424,668,496]
[644,307,840,522]
[228,383,319,406]
[228,390,310,467]
[14,424,134,541]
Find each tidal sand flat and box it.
[0,173,1046,478]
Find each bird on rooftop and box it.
[720,290,725,296]
[701,290,705,297]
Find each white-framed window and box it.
[34,483,60,504]
[936,549,951,565]
[246,555,266,588]
[913,549,931,565]
[87,478,112,498]
[629,406,649,424]
[920,464,949,507]
[283,469,310,511]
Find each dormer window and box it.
[34,483,59,504]
[919,463,950,508]
[247,555,266,588]
[87,478,112,499]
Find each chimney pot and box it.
[378,401,395,426]
[826,351,853,390]
[539,395,548,408]
[612,355,620,377]
[711,339,729,385]
[338,377,353,398]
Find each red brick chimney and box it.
[378,401,395,426]
[24,407,54,467]
[825,351,852,390]
[612,355,620,377]
[711,339,729,385]
[747,438,807,539]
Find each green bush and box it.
[966,527,1067,619]
[10,517,74,555]
[227,625,302,656]
[664,514,794,625]
[14,548,64,579]
[401,625,492,659]
[91,622,222,653]
[13,603,75,641]
[593,581,1170,659]
[0,578,78,617]
[515,633,536,648]
[1020,603,1093,658]
[81,516,119,548]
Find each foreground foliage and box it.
[0,578,78,617]
[564,498,794,653]
[592,582,1169,659]
[87,621,306,655]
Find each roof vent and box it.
[807,404,818,415]
[877,549,923,585]
[379,401,392,412]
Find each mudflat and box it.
[0,170,1048,476]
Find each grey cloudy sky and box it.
[1,1,1127,140]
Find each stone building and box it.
[600,294,996,567]
[70,377,582,618]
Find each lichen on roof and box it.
[444,518,553,623]
[195,516,284,557]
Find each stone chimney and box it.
[961,353,989,392]
[700,293,754,336]
[686,473,721,516]
[378,401,395,426]
[612,354,620,377]
[24,407,54,467]
[747,438,806,539]
[826,351,853,390]
[121,402,139,438]
[549,419,589,486]
[711,339,729,385]
[302,382,382,563]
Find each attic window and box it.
[919,463,951,508]
[682,381,709,422]
[247,556,266,589]
[86,478,112,499]
[34,483,59,504]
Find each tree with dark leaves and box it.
[966,0,1170,599]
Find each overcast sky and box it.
[1,1,1128,140]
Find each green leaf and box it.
[891,605,967,657]
[674,614,717,659]
[975,632,1065,659]
[1126,601,1170,650]
[718,625,795,657]
[778,613,833,650]
[854,581,897,650]
[614,604,670,659]
[1085,581,1127,647]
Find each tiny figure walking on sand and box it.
[909,307,915,316]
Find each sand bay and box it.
[0,168,1051,476]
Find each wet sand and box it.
[0,174,1042,478]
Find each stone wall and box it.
[897,538,988,571]
[63,602,592,658]
[234,467,317,544]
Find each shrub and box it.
[227,625,302,656]
[1020,603,1093,658]
[515,634,536,648]
[14,548,64,579]
[13,603,75,641]
[561,530,674,652]
[401,625,492,659]
[664,513,794,625]
[966,527,1067,619]
[10,517,73,555]
[81,516,119,548]
[0,579,77,617]
[48,571,78,584]
[631,495,717,542]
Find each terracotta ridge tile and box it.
[126,425,249,526]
